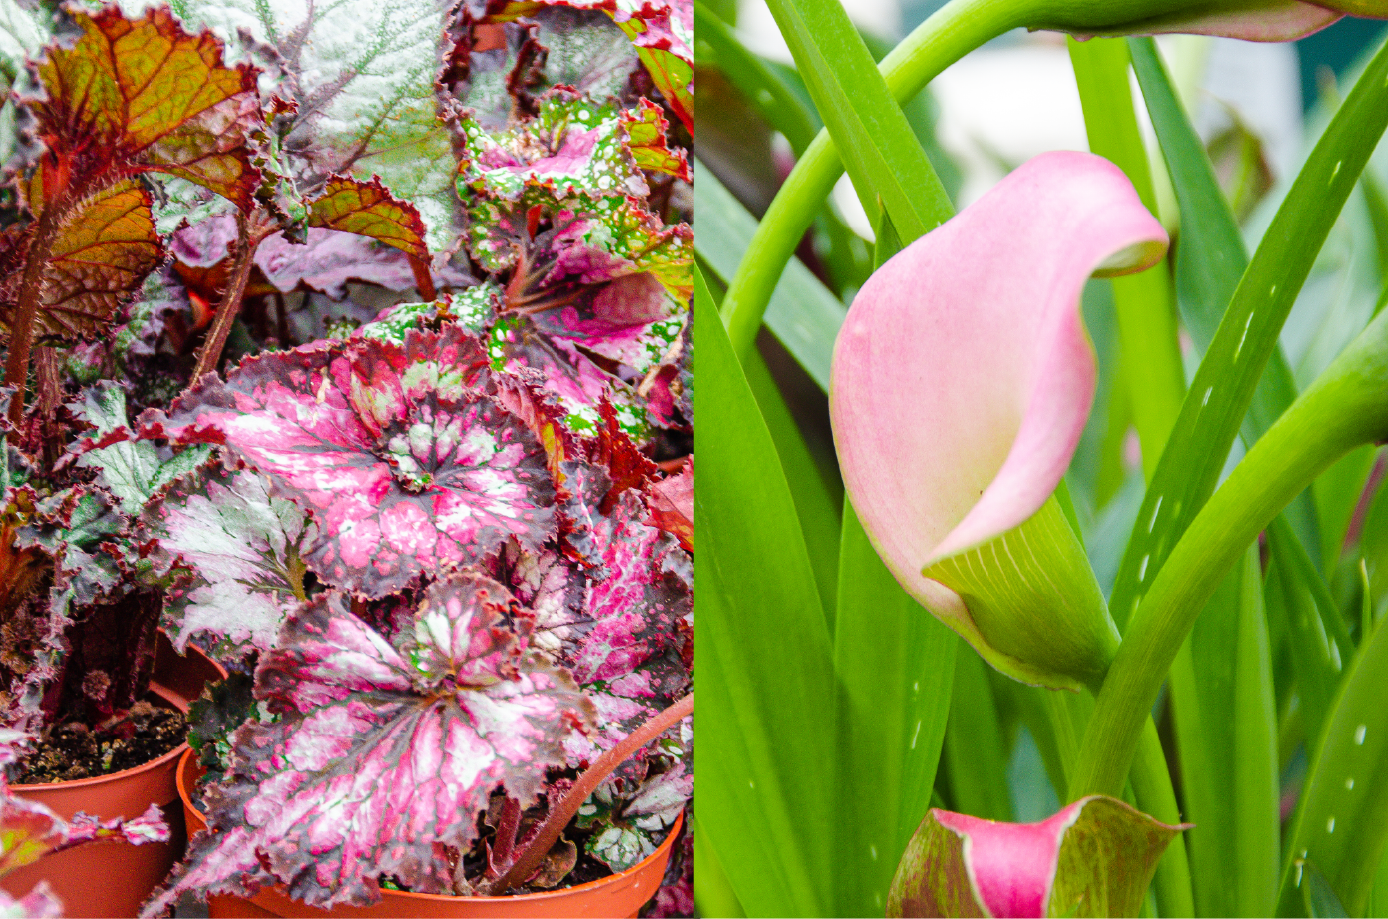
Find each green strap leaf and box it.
[1106,33,1388,631]
[695,264,839,916]
[834,502,957,917]
[1277,601,1388,916]
[761,0,952,244]
[694,161,845,390]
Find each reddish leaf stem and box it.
[408,254,437,302]
[486,692,693,895]
[191,212,258,382]
[4,205,63,427]
[490,796,522,875]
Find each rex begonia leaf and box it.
[72,382,214,514]
[457,91,653,202]
[0,793,167,876]
[156,573,594,908]
[446,5,639,132]
[503,485,690,764]
[356,285,501,344]
[576,760,689,872]
[121,0,458,250]
[28,5,261,210]
[647,458,691,552]
[153,328,556,597]
[620,98,689,181]
[0,179,163,343]
[479,0,693,133]
[306,175,430,264]
[140,462,312,658]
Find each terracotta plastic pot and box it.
[176,749,682,919]
[0,634,225,918]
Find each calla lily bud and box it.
[887,796,1189,918]
[1034,0,1382,41]
[830,151,1168,690]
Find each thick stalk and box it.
[1070,307,1388,801]
[717,0,1219,360]
[487,692,693,895]
[192,213,258,382]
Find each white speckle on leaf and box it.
[1327,816,1336,834]
[1346,777,1355,790]
[910,720,922,750]
[1355,724,1367,745]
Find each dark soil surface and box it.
[15,701,188,784]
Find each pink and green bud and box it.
[888,796,1187,918]
[830,151,1168,689]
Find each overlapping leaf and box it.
[576,760,689,871]
[140,463,312,657]
[150,328,556,597]
[27,5,261,210]
[124,0,458,249]
[0,180,163,342]
[479,0,693,133]
[499,484,691,765]
[306,176,430,264]
[72,382,213,514]
[444,5,640,131]
[153,573,594,909]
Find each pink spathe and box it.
[830,150,1166,622]
[934,805,1081,918]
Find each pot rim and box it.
[11,637,226,793]
[175,746,684,904]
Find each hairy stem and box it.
[487,692,693,895]
[191,212,258,383]
[4,205,64,428]
[489,796,522,877]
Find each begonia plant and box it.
[700,0,1388,916]
[0,0,691,911]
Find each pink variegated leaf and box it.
[647,458,691,552]
[575,760,688,872]
[139,463,313,658]
[458,92,651,203]
[478,1,693,133]
[152,573,594,909]
[151,329,554,597]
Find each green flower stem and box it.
[717,0,1241,359]
[719,0,1031,358]
[1070,306,1388,802]
[1068,36,1184,477]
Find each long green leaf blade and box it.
[1107,34,1388,629]
[695,265,839,915]
[695,161,845,390]
[761,0,952,242]
[1276,603,1388,916]
[833,503,957,917]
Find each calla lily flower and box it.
[887,796,1187,918]
[830,151,1168,689]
